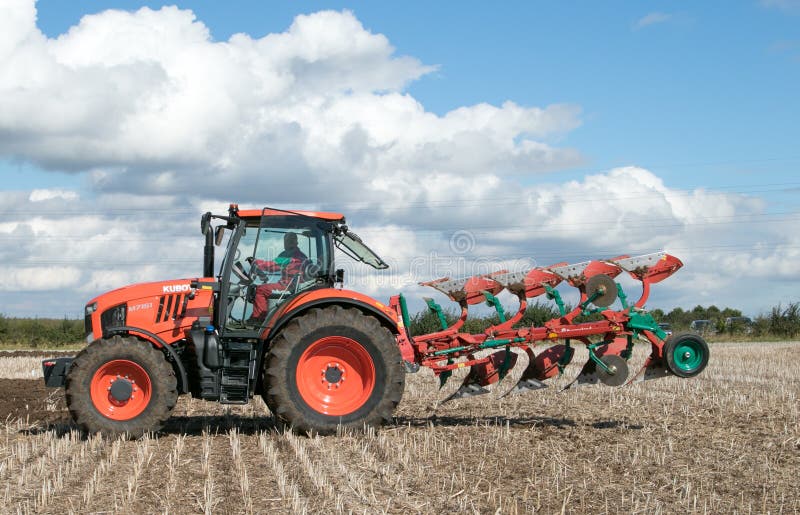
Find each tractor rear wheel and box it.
[263,306,405,435]
[65,335,178,438]
[663,332,710,378]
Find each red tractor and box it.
[43,204,709,437]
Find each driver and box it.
[247,232,308,323]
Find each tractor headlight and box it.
[85,302,98,316]
[100,303,127,332]
[84,302,98,339]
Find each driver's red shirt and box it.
[254,248,307,284]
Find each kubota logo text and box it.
[163,284,191,293]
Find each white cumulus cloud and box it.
[0,266,82,291]
[0,1,796,318]
[0,0,580,205]
[29,189,79,202]
[634,12,673,30]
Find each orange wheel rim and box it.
[90,360,152,421]
[296,336,376,416]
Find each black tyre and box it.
[263,306,405,435]
[65,335,178,438]
[663,332,710,378]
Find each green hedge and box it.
[0,315,84,347]
[408,302,800,340]
[3,301,799,348]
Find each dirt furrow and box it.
[252,431,308,513]
[151,431,210,513]
[41,436,126,514]
[202,429,246,514]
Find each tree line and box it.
[0,315,84,347]
[407,301,800,339]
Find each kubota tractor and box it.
[42,204,709,437]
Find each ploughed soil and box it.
[0,350,75,358]
[0,378,68,426]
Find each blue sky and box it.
[27,0,800,190]
[1,0,799,317]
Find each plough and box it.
[390,252,709,401]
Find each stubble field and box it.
[0,341,797,514]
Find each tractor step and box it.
[191,336,257,404]
[219,341,256,404]
[220,369,249,404]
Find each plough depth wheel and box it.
[663,332,709,378]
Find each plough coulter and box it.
[42,205,708,437]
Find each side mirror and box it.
[201,212,212,236]
[214,226,226,246]
[335,269,344,284]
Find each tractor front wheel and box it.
[263,306,405,435]
[65,335,178,438]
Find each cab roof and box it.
[235,207,345,222]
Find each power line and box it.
[354,212,800,235]
[330,182,800,213]
[15,242,799,267]
[2,177,799,216]
[2,209,799,243]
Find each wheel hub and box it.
[674,342,702,371]
[108,376,134,402]
[323,363,345,388]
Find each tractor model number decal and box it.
[128,302,153,313]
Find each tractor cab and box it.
[209,206,388,336]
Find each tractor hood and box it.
[84,277,216,344]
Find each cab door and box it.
[220,216,332,334]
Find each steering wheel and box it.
[302,258,324,280]
[232,261,251,284]
[248,260,270,282]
